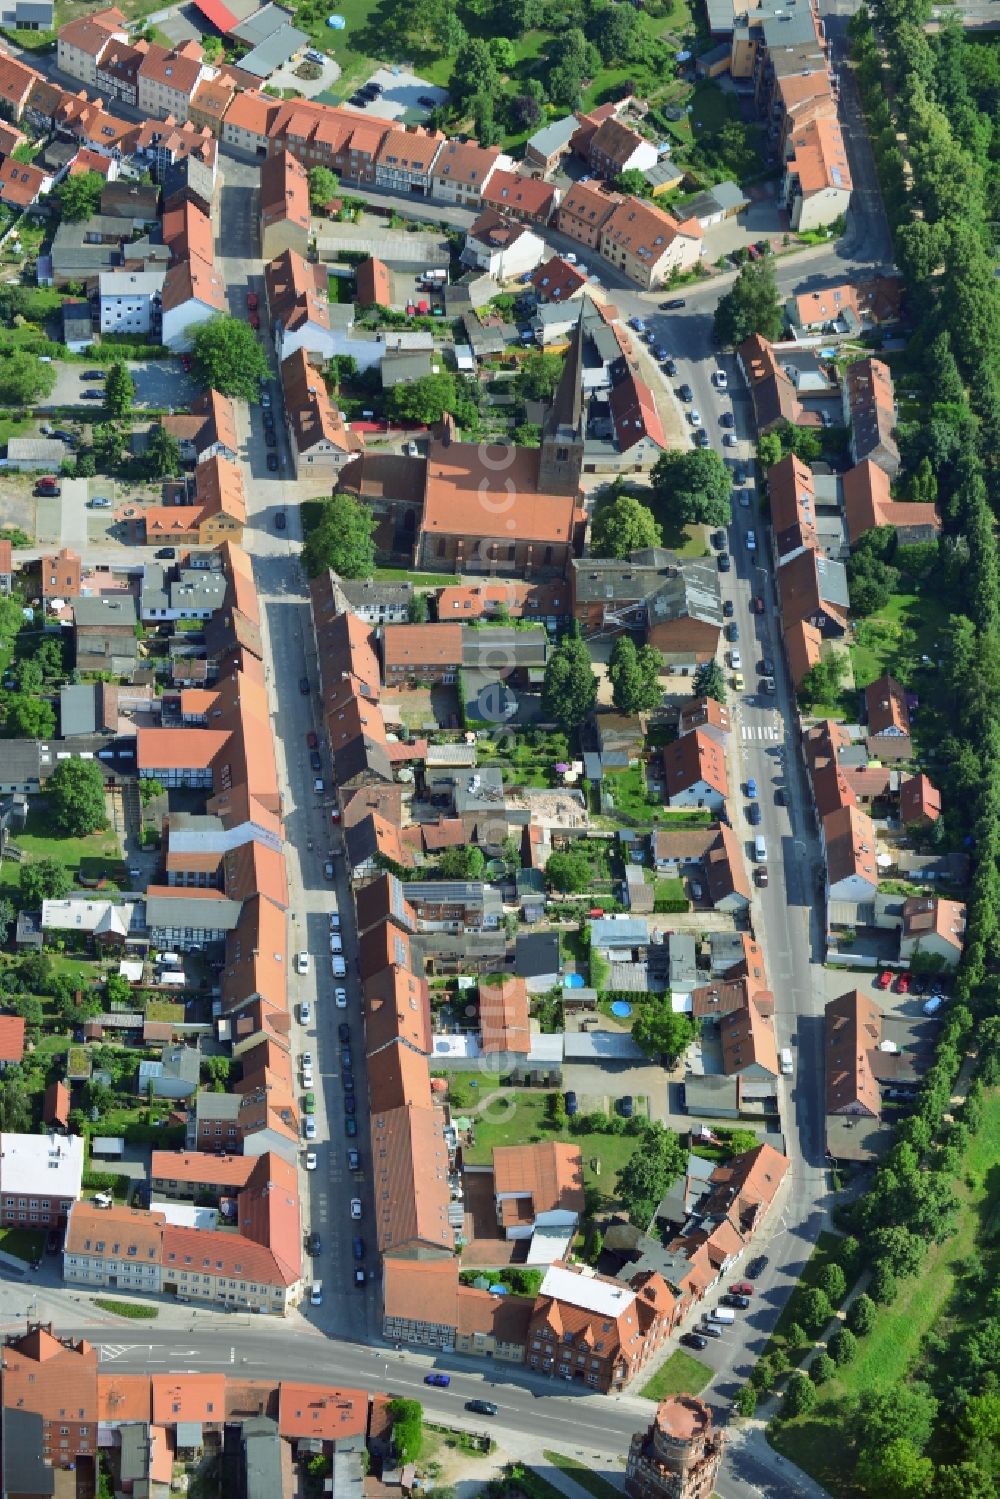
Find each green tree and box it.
[105,973,131,1007]
[855,1439,933,1499]
[408,593,429,623]
[612,167,653,198]
[489,36,516,71]
[517,352,564,403]
[36,637,63,679]
[0,896,14,944]
[202,1054,233,1090]
[608,636,663,714]
[91,421,127,471]
[386,372,462,426]
[796,1287,833,1336]
[139,777,165,805]
[819,1262,847,1305]
[104,361,134,421]
[57,169,104,223]
[301,493,377,580]
[783,1373,817,1418]
[0,595,25,648]
[0,1077,30,1131]
[542,632,597,730]
[632,998,697,1065]
[651,448,732,528]
[785,1322,808,1351]
[588,4,641,63]
[48,757,106,836]
[18,951,51,993]
[15,658,42,694]
[934,1464,996,1499]
[191,316,269,401]
[546,29,599,109]
[828,1326,857,1365]
[590,494,661,558]
[143,423,181,479]
[866,1225,926,1279]
[308,165,340,209]
[7,694,56,738]
[386,1399,423,1463]
[0,350,56,405]
[810,1352,836,1385]
[19,858,71,908]
[797,653,847,711]
[692,659,727,704]
[713,258,783,346]
[544,848,593,893]
[450,38,499,112]
[615,1123,685,1226]
[721,1127,761,1154]
[846,1292,876,1336]
[851,1385,937,1456]
[734,1384,757,1416]
[956,1392,1000,1478]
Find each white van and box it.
[754,835,767,862]
[780,1047,793,1076]
[332,957,347,979]
[709,1307,736,1325]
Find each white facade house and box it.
[160,256,225,351]
[463,214,547,280]
[98,269,164,336]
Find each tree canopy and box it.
[608,636,664,715]
[308,166,340,208]
[544,848,593,893]
[0,350,56,405]
[301,493,377,580]
[104,362,134,421]
[143,423,182,479]
[191,316,270,401]
[693,659,727,704]
[651,448,732,528]
[713,257,784,346]
[48,758,107,837]
[57,170,104,223]
[542,632,597,729]
[631,997,698,1065]
[7,695,55,738]
[517,352,564,403]
[385,371,478,429]
[590,494,661,558]
[19,858,72,908]
[615,1122,686,1226]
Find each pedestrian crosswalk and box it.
[741,722,782,742]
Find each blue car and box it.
[628,317,646,333]
[746,777,757,798]
[424,1373,451,1387]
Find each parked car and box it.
[81,369,105,381]
[82,389,104,400]
[699,1323,723,1338]
[304,1117,317,1140]
[266,453,279,472]
[678,383,693,402]
[299,677,311,694]
[347,1147,360,1170]
[731,1281,754,1295]
[663,357,677,376]
[723,432,738,447]
[310,751,322,772]
[723,1292,751,1309]
[155,547,176,560]
[350,1197,363,1220]
[335,987,347,1008]
[753,594,765,613]
[304,1150,317,1170]
[306,1232,321,1255]
[896,971,912,994]
[720,411,735,428]
[616,1095,634,1118]
[299,1001,311,1024]
[323,860,335,880]
[425,1373,451,1387]
[352,1236,365,1261]
[748,801,762,826]
[747,1254,768,1278]
[759,656,775,676]
[564,1090,578,1116]
[306,729,318,748]
[695,428,710,447]
[681,1332,708,1350]
[660,298,686,310]
[739,489,751,507]
[723,599,734,618]
[628,317,646,333]
[688,408,701,427]
[345,1116,358,1136]
[338,1022,350,1043]
[295,951,310,976]
[465,1400,498,1417]
[746,530,757,551]
[303,1092,316,1114]
[274,510,286,529]
[727,620,739,642]
[718,553,731,572]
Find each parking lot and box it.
[41,360,200,412]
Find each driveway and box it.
[42,360,199,413]
[268,55,341,99]
[315,224,450,265]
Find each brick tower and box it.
[624,1396,724,1499]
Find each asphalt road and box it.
[212,158,379,1339]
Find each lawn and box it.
[542,1451,621,1499]
[462,1093,639,1209]
[602,766,713,827]
[0,803,126,891]
[760,1230,844,1364]
[653,876,688,910]
[640,1349,712,1400]
[849,591,949,690]
[770,1089,1000,1493]
[0,1226,45,1262]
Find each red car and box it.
[896,972,912,994]
[876,969,893,990]
[730,1281,754,1296]
[306,730,318,749]
[753,595,765,614]
[330,807,341,822]
[247,292,259,311]
[249,312,260,330]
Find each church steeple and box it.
[537,309,585,495]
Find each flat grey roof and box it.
[237,24,308,77]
